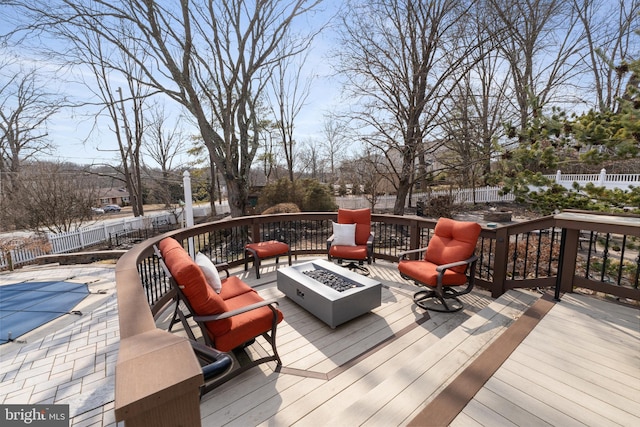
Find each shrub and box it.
[262,203,301,214]
[301,180,338,212]
[257,178,337,212]
[424,195,455,218]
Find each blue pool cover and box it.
[0,281,89,344]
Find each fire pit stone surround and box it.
[277,259,382,328]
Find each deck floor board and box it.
[456,293,640,427]
[193,260,640,427]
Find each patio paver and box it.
[0,265,120,426]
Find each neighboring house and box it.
[97,187,130,207]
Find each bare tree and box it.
[0,66,61,196]
[143,104,189,208]
[439,20,511,189]
[320,114,351,185]
[571,0,640,113]
[269,47,314,182]
[256,123,280,184]
[10,161,99,233]
[336,0,488,215]
[70,25,152,216]
[356,147,387,210]
[297,138,325,180]
[486,0,584,132]
[11,0,323,217]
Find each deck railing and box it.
[114,210,639,426]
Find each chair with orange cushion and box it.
[156,237,283,394]
[327,208,374,275]
[398,218,482,312]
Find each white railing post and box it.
[183,171,195,258]
[556,170,561,183]
[599,168,607,186]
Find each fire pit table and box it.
[277,259,382,328]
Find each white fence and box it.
[0,213,175,270]
[337,186,516,210]
[544,169,640,191]
[47,216,150,254]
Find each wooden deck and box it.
[451,292,640,427]
[161,258,640,426]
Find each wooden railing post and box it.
[558,228,579,294]
[409,218,420,255]
[491,227,509,298]
[251,219,261,243]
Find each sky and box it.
[45,46,343,167]
[2,1,347,168]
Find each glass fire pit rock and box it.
[277,259,382,328]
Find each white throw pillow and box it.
[195,252,222,293]
[332,222,357,246]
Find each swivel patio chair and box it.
[327,208,374,275]
[398,218,481,312]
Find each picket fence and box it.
[338,186,516,210]
[544,169,640,191]
[0,213,175,270]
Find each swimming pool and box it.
[0,281,89,344]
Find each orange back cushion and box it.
[425,219,481,273]
[159,238,231,336]
[337,208,371,245]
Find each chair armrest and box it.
[327,234,335,248]
[398,247,428,261]
[193,298,280,322]
[189,341,233,380]
[215,262,230,278]
[435,255,478,273]
[190,340,226,361]
[366,232,374,245]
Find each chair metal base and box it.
[339,261,370,276]
[413,289,464,313]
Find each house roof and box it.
[98,187,129,198]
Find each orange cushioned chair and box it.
[156,237,283,393]
[327,208,374,275]
[398,218,481,312]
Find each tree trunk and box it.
[394,178,411,215]
[225,176,248,217]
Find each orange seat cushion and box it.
[159,238,231,336]
[337,208,371,245]
[424,219,481,274]
[245,241,289,257]
[213,292,284,352]
[398,260,469,287]
[219,275,256,300]
[329,244,368,260]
